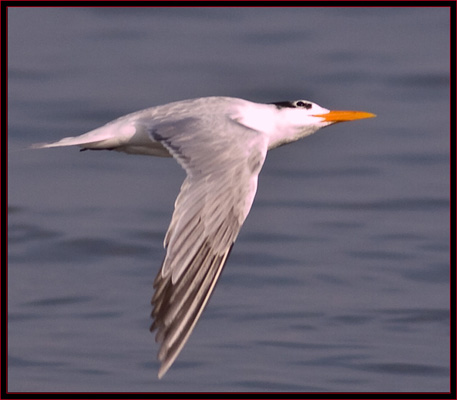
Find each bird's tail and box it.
[31,124,129,151]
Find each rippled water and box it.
[7,7,450,392]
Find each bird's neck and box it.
[232,102,319,150]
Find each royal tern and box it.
[34,96,375,378]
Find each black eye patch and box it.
[270,101,312,110]
[295,101,312,109]
[269,101,296,109]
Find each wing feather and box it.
[148,114,268,378]
[153,242,232,379]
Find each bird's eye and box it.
[295,101,312,109]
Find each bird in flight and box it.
[34,96,375,378]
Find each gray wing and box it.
[144,115,268,378]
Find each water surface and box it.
[7,6,450,392]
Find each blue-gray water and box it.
[7,7,450,392]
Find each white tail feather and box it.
[31,122,137,150]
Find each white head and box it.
[264,99,375,149]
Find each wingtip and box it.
[157,363,171,379]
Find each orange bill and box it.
[314,110,376,123]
